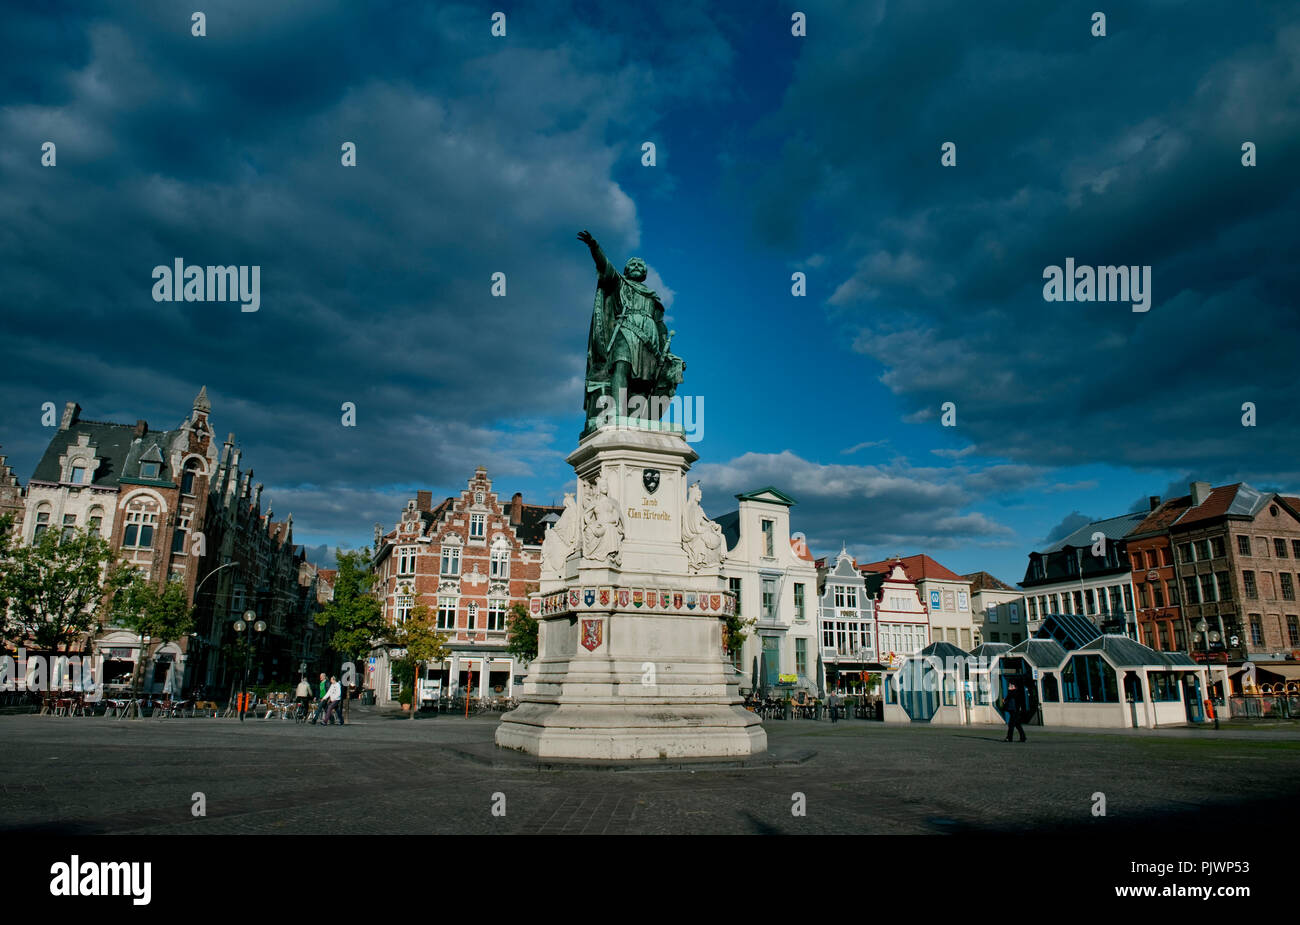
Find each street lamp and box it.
[233,610,267,721]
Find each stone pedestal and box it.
[495,422,766,759]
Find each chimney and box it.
[1149,495,1161,511]
[416,490,432,512]
[134,419,148,438]
[60,402,81,431]
[1190,481,1212,507]
[511,491,523,524]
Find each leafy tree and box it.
[0,526,122,652]
[390,604,450,717]
[315,547,386,670]
[108,577,196,695]
[505,602,538,663]
[723,614,755,657]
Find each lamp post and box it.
[233,610,266,721]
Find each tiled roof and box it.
[962,570,1016,592]
[1175,483,1270,527]
[1128,495,1192,536]
[859,554,964,581]
[790,534,814,562]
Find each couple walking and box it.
[296,673,345,726]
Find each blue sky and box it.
[1,1,1297,586]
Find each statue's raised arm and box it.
[577,229,618,283]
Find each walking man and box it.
[312,672,329,724]
[828,690,840,724]
[1004,681,1027,742]
[321,675,342,727]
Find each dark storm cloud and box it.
[740,0,1300,483]
[0,1,736,541]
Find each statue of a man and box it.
[578,230,683,429]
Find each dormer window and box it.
[141,462,160,479]
[70,463,88,484]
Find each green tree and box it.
[391,604,450,715]
[108,577,196,697]
[0,525,122,652]
[723,613,755,657]
[315,548,387,670]
[505,602,538,663]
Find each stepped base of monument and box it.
[495,702,767,760]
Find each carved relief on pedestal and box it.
[581,474,624,567]
[541,491,579,576]
[681,480,726,573]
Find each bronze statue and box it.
[578,230,685,432]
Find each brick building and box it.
[369,466,561,704]
[1125,494,1192,652]
[18,390,321,695]
[1165,482,1300,665]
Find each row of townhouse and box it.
[3,390,328,696]
[711,487,1024,697]
[1020,481,1300,681]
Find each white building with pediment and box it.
[716,487,820,695]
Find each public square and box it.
[3,710,1297,835]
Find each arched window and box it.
[87,506,104,538]
[31,503,52,542]
[123,499,159,549]
[181,459,203,495]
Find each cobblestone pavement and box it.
[2,711,1297,834]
